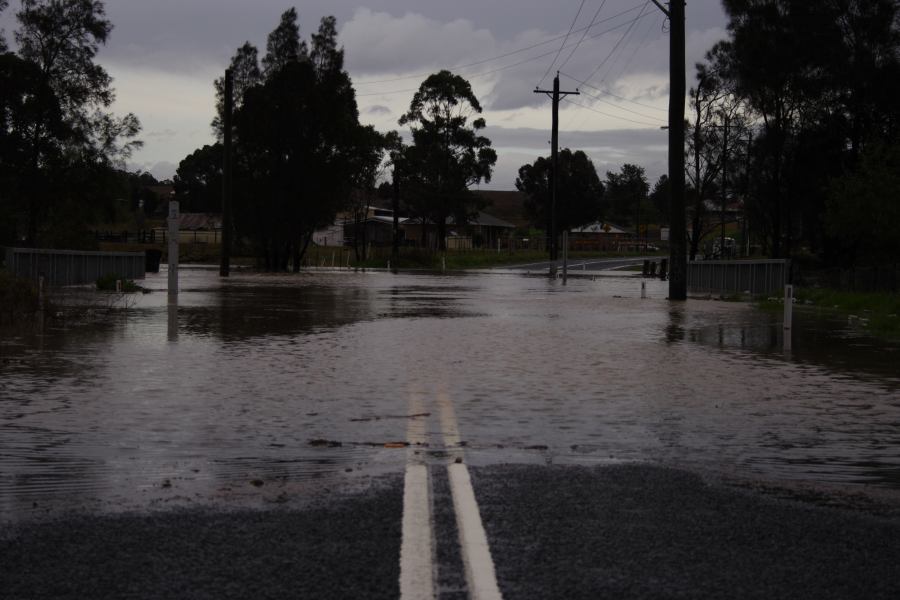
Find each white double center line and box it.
[438,390,503,600]
[399,389,434,599]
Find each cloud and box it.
[364,105,392,116]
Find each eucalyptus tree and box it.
[398,70,497,250]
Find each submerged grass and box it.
[760,287,900,339]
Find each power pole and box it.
[720,114,729,259]
[651,0,686,299]
[392,167,400,267]
[534,73,579,265]
[219,68,233,277]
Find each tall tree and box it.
[211,42,261,138]
[261,7,307,77]
[399,70,497,250]
[515,148,605,231]
[605,164,649,230]
[231,14,372,271]
[174,144,224,213]
[12,0,141,245]
[649,174,670,226]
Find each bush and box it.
[0,269,39,324]
[96,274,142,293]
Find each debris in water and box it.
[309,439,342,447]
[384,442,409,448]
[250,479,264,487]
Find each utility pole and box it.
[392,166,400,267]
[720,114,728,259]
[219,68,233,277]
[651,0,686,299]
[534,73,579,266]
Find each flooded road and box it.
[2,267,899,518]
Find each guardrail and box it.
[3,247,146,287]
[687,259,789,296]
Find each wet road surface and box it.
[2,267,900,597]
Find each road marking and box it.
[438,389,504,600]
[400,464,434,600]
[399,387,435,600]
[448,464,504,600]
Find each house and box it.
[403,211,515,249]
[569,222,633,251]
[474,190,532,230]
[339,206,406,248]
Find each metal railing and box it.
[687,259,789,296]
[3,247,146,287]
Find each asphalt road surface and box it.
[5,464,900,599]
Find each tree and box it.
[0,52,65,245]
[262,7,307,77]
[10,0,141,246]
[515,148,605,231]
[826,142,900,266]
[398,70,497,250]
[711,0,900,260]
[648,174,670,226]
[174,144,223,213]
[605,164,649,232]
[211,42,261,138]
[230,14,375,270]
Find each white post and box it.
[331,252,335,268]
[783,284,793,351]
[116,279,122,293]
[168,200,179,305]
[387,260,391,271]
[641,280,647,299]
[562,230,568,285]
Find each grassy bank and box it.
[762,287,900,338]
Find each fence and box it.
[687,259,789,296]
[3,247,146,287]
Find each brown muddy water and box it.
[1,267,899,518]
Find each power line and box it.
[574,85,666,122]
[537,0,586,88]
[558,0,609,72]
[356,10,656,99]
[559,71,667,113]
[353,3,646,87]
[561,96,662,127]
[581,0,651,87]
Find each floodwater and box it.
[2,267,899,518]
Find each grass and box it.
[761,287,900,339]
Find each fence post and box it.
[168,200,179,305]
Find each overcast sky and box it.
[2,0,730,188]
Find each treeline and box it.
[175,9,499,268]
[0,0,142,249]
[685,0,900,264]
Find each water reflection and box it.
[1,269,899,518]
